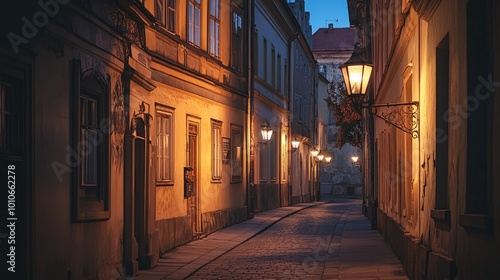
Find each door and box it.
[187,121,200,235]
[133,117,149,268]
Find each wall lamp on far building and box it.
[256,121,273,145]
[340,45,419,139]
[351,154,361,171]
[311,147,332,163]
[291,138,300,151]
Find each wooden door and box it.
[187,122,199,235]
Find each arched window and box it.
[72,59,110,222]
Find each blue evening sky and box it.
[304,0,350,33]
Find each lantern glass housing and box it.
[351,155,359,163]
[340,48,373,96]
[311,147,319,157]
[260,122,273,142]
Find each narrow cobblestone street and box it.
[133,198,407,280]
[188,200,352,280]
[185,198,407,280]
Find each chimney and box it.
[328,23,334,29]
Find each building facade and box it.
[312,25,363,196]
[1,0,250,278]
[286,0,317,204]
[350,0,500,278]
[0,0,317,278]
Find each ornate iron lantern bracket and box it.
[368,101,419,139]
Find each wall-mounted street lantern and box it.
[311,148,332,201]
[257,122,273,144]
[310,147,319,157]
[291,138,300,150]
[351,154,361,171]
[316,153,324,162]
[340,45,419,139]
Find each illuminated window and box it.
[155,0,176,32]
[209,0,220,57]
[72,59,110,222]
[188,0,201,46]
[156,105,174,185]
[231,9,243,71]
[212,120,222,180]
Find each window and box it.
[460,0,493,231]
[231,9,243,71]
[284,60,288,96]
[209,0,220,57]
[230,124,242,183]
[212,120,222,180]
[277,54,282,92]
[263,38,268,81]
[0,81,20,155]
[319,64,325,75]
[435,34,449,212]
[271,45,276,87]
[156,105,174,185]
[156,0,176,32]
[188,0,201,46]
[72,59,110,222]
[254,29,259,76]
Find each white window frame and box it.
[156,105,174,185]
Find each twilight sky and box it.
[304,0,350,33]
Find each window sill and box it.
[431,209,450,222]
[459,214,493,232]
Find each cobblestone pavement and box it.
[132,198,407,280]
[188,199,353,280]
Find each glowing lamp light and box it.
[260,122,273,142]
[340,48,373,96]
[291,139,300,150]
[351,155,359,164]
[310,147,319,157]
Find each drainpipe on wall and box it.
[246,0,255,219]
